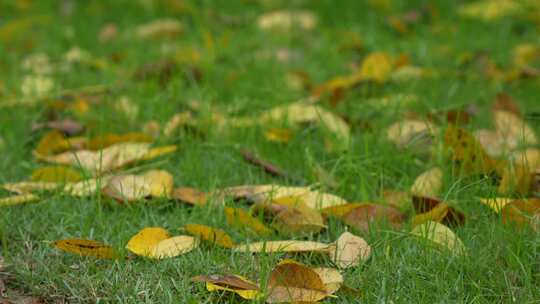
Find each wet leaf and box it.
[0,194,39,207]
[30,166,82,183]
[341,203,405,232]
[173,187,207,206]
[234,240,330,253]
[266,260,328,303]
[411,221,465,255]
[411,167,443,197]
[329,232,371,269]
[192,274,260,300]
[224,207,273,237]
[184,224,234,248]
[53,239,116,259]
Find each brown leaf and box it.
[32,118,84,136]
[266,260,328,303]
[172,187,207,206]
[501,199,540,230]
[493,93,521,116]
[192,274,260,300]
[342,203,405,232]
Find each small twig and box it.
[240,148,305,184]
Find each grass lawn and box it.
[1,0,540,303]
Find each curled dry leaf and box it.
[234,240,330,253]
[266,260,328,303]
[184,224,234,248]
[387,119,437,149]
[341,203,405,232]
[501,199,540,230]
[412,196,465,227]
[192,274,260,300]
[0,194,39,207]
[220,184,347,210]
[54,239,116,259]
[30,166,82,183]
[173,187,207,206]
[257,10,317,31]
[102,170,173,202]
[224,207,273,237]
[411,221,465,255]
[330,231,371,268]
[136,18,183,40]
[126,227,197,259]
[411,167,443,197]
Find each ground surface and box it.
[1,0,540,303]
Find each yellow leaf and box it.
[266,260,328,303]
[151,235,198,259]
[173,187,207,206]
[126,227,197,259]
[412,202,449,227]
[224,207,273,237]
[444,126,498,175]
[501,199,540,230]
[257,10,317,31]
[411,167,443,197]
[478,197,513,213]
[63,176,111,197]
[360,52,393,83]
[34,131,72,156]
[136,19,183,40]
[264,128,293,143]
[102,170,173,202]
[458,0,522,21]
[411,221,465,255]
[329,232,371,269]
[87,133,152,150]
[258,196,326,235]
[3,181,59,194]
[498,163,533,195]
[493,110,537,148]
[30,166,82,183]
[0,194,39,207]
[141,145,177,161]
[184,224,234,248]
[387,119,437,149]
[321,203,364,219]
[54,239,116,259]
[234,240,331,253]
[192,274,260,300]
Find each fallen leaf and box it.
[184,224,234,248]
[102,170,173,202]
[360,52,393,83]
[63,176,111,197]
[32,118,85,136]
[234,240,330,253]
[321,203,364,218]
[126,227,197,259]
[458,0,522,21]
[30,166,82,183]
[444,126,498,175]
[173,187,207,206]
[21,75,54,97]
[192,274,260,300]
[163,111,194,137]
[53,239,116,259]
[224,207,273,237]
[411,167,443,197]
[411,221,465,255]
[329,231,371,268]
[341,203,405,232]
[266,260,328,303]
[34,130,73,156]
[493,109,537,148]
[511,148,540,172]
[0,194,39,207]
[387,119,437,149]
[257,10,317,31]
[240,149,293,180]
[264,128,293,143]
[220,184,347,210]
[498,163,533,195]
[312,267,343,295]
[136,18,183,40]
[86,133,152,150]
[412,196,465,227]
[99,22,118,42]
[381,190,411,209]
[501,199,540,230]
[478,197,513,213]
[3,181,59,194]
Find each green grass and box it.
[1,0,540,303]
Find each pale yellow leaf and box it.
[0,194,39,207]
[411,221,465,255]
[234,240,330,253]
[411,167,443,197]
[329,232,371,268]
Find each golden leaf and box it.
[411,221,465,255]
[30,166,82,183]
[478,197,513,213]
[0,194,39,207]
[266,260,328,303]
[411,167,443,197]
[360,52,393,83]
[184,224,234,248]
[312,267,343,295]
[126,227,197,259]
[173,187,207,206]
[54,239,116,259]
[224,207,273,237]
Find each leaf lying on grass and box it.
[234,240,331,253]
[501,198,540,230]
[412,196,465,227]
[30,166,82,183]
[478,197,513,213]
[341,203,405,232]
[126,227,197,259]
[329,232,371,269]
[0,194,39,207]
[102,170,173,202]
[192,274,260,300]
[411,221,465,255]
[173,187,208,206]
[184,224,234,248]
[54,239,116,259]
[224,207,273,237]
[266,260,328,303]
[257,10,317,31]
[411,167,443,197]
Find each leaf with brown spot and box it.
[192,274,260,300]
[173,187,207,206]
[54,239,116,259]
[224,207,272,236]
[266,260,328,303]
[341,204,405,232]
[184,224,234,248]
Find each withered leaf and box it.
[342,203,405,232]
[192,274,260,300]
[266,260,328,303]
[54,239,116,259]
